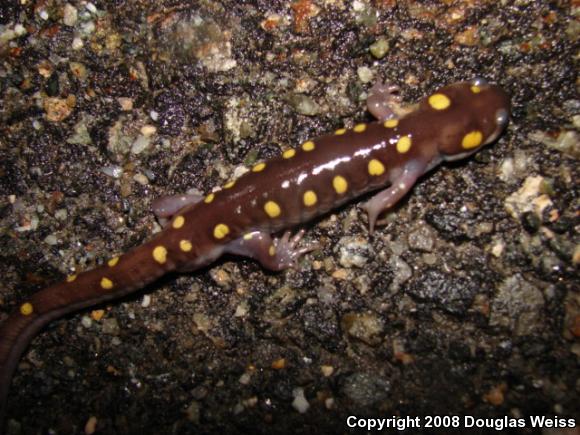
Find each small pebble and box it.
[117,97,133,111]
[44,234,58,245]
[130,135,151,154]
[271,358,286,370]
[141,294,151,307]
[133,173,149,186]
[320,365,334,377]
[291,95,320,116]
[14,24,26,36]
[357,66,374,84]
[81,315,93,328]
[239,372,252,385]
[292,388,310,414]
[140,125,157,137]
[63,4,78,26]
[101,165,123,178]
[84,416,98,435]
[370,38,389,58]
[72,37,84,50]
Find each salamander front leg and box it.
[362,162,426,234]
[152,193,204,226]
[366,83,402,121]
[224,230,318,271]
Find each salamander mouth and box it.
[484,108,510,145]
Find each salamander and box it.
[0,79,510,429]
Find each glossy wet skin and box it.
[176,80,510,243]
[0,80,510,428]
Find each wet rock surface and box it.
[0,1,578,433]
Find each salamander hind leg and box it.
[224,230,318,271]
[362,161,427,234]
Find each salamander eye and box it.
[472,77,488,87]
[483,108,510,146]
[496,108,509,128]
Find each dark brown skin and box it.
[0,80,510,430]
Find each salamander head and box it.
[425,78,510,162]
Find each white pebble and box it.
[101,165,123,178]
[234,302,248,317]
[63,4,78,26]
[141,294,151,307]
[149,110,159,121]
[292,388,310,414]
[239,373,252,385]
[72,37,84,50]
[130,135,151,154]
[81,315,93,328]
[357,66,374,84]
[39,9,49,20]
[55,208,68,220]
[352,0,365,12]
[14,24,26,36]
[85,2,97,13]
[44,234,58,245]
[133,173,149,186]
[81,21,95,35]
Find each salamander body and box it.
[0,79,510,429]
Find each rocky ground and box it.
[0,1,578,434]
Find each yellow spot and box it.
[172,215,185,229]
[204,193,215,203]
[100,277,113,290]
[283,149,296,159]
[335,128,346,135]
[396,136,412,153]
[353,123,366,133]
[368,159,385,176]
[428,93,451,110]
[66,274,77,283]
[333,175,348,194]
[213,223,230,239]
[269,245,276,256]
[224,180,235,189]
[179,240,192,252]
[302,141,315,152]
[20,302,33,316]
[243,233,253,240]
[471,85,481,94]
[303,190,317,207]
[384,119,399,128]
[152,246,168,264]
[252,162,266,172]
[462,130,484,149]
[107,257,119,267]
[264,201,281,218]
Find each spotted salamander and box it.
[0,79,510,427]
